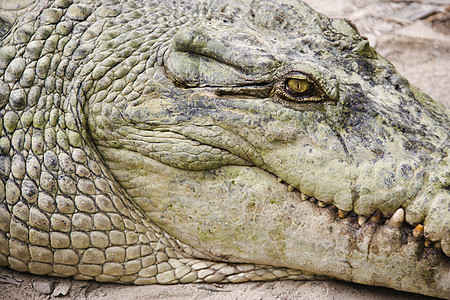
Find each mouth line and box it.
[273,175,445,255]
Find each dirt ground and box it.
[1,0,449,299]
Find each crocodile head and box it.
[0,0,448,297]
[83,0,450,295]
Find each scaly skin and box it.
[0,0,449,297]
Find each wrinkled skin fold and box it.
[0,0,448,298]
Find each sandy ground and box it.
[1,0,449,299]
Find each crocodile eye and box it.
[286,78,311,95]
[270,71,334,108]
[282,75,320,101]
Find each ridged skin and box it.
[0,0,448,297]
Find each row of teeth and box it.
[280,179,443,251]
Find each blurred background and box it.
[304,0,450,108]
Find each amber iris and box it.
[286,78,310,94]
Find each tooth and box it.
[301,193,309,201]
[288,185,295,192]
[358,216,368,226]
[278,177,284,183]
[413,224,424,238]
[387,208,405,229]
[424,240,433,248]
[338,209,348,219]
[318,201,326,208]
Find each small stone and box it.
[52,281,71,297]
[32,279,55,294]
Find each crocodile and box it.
[0,0,449,297]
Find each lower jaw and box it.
[98,147,449,297]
